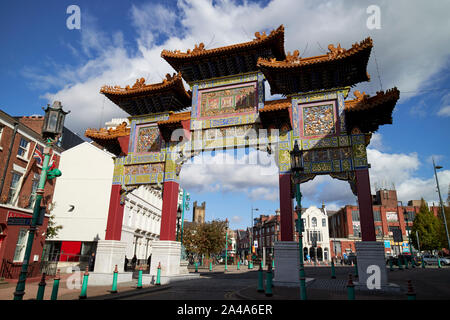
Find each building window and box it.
[375,225,383,236]
[311,217,317,227]
[17,138,29,158]
[27,176,39,208]
[373,210,381,221]
[7,172,22,204]
[13,229,29,262]
[405,211,415,221]
[322,218,326,227]
[351,210,360,221]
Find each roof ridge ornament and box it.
[254,31,268,41]
[285,50,301,63]
[353,90,369,101]
[131,77,146,90]
[187,42,205,54]
[327,43,346,59]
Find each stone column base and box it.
[273,241,300,287]
[94,240,127,274]
[355,241,389,290]
[149,240,181,277]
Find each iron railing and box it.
[0,259,58,279]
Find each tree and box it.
[182,219,227,261]
[45,202,63,239]
[410,199,442,252]
[437,206,450,251]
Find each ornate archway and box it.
[86,25,399,284]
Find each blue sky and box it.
[1,0,449,230]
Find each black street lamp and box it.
[290,140,307,300]
[433,159,450,253]
[13,101,69,300]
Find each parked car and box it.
[422,255,450,266]
[386,254,419,266]
[344,253,357,265]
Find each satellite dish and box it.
[68,205,75,212]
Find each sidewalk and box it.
[235,278,407,300]
[0,272,161,300]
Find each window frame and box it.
[7,171,22,204]
[17,138,30,159]
[13,228,30,262]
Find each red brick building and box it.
[0,110,68,278]
[328,189,440,258]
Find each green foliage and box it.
[182,219,228,259]
[45,202,63,239]
[437,206,450,250]
[410,199,442,252]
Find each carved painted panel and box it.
[302,104,335,137]
[199,83,257,118]
[135,125,163,154]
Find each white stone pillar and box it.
[94,240,127,273]
[355,241,389,290]
[273,241,299,286]
[149,240,181,277]
[89,240,132,285]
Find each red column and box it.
[355,169,376,241]
[159,181,179,241]
[105,184,125,241]
[279,173,294,241]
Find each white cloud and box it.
[25,0,450,135]
[179,149,279,201]
[438,105,450,117]
[20,1,450,207]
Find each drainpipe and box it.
[0,122,19,198]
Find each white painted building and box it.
[46,140,184,268]
[301,205,331,262]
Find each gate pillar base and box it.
[273,241,300,287]
[149,240,181,278]
[355,241,389,290]
[94,240,127,274]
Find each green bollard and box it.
[111,265,118,293]
[422,257,425,268]
[156,262,161,286]
[406,280,416,300]
[209,261,212,272]
[195,262,198,273]
[257,264,264,293]
[36,272,46,300]
[137,267,143,289]
[347,273,355,300]
[272,259,275,269]
[438,257,442,268]
[50,269,61,301]
[79,266,89,300]
[331,260,336,279]
[237,261,240,270]
[265,266,273,297]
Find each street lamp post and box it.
[433,159,450,253]
[13,101,68,300]
[250,207,258,267]
[225,219,229,272]
[290,140,307,300]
